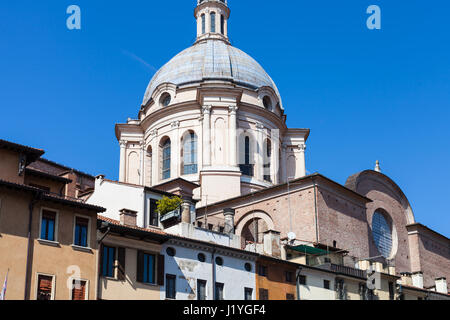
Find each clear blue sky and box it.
[1,1,449,236]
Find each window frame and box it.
[161,138,171,181]
[215,282,224,300]
[69,278,89,301]
[72,214,91,248]
[210,12,216,33]
[165,274,177,300]
[101,245,116,279]
[244,287,253,300]
[39,207,59,243]
[197,279,207,300]
[35,273,56,301]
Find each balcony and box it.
[239,164,254,177]
[318,263,367,279]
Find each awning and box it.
[288,245,330,256]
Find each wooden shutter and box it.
[157,254,165,286]
[72,280,86,301]
[99,244,104,276]
[117,247,126,281]
[37,275,53,300]
[136,251,144,283]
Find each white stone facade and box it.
[115,0,309,206]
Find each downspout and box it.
[211,247,216,300]
[296,267,303,300]
[24,191,41,300]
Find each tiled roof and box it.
[0,179,105,212]
[98,215,167,236]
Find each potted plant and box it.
[157,196,182,223]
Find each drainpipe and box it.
[96,222,111,300]
[296,267,303,300]
[211,248,216,301]
[24,191,41,300]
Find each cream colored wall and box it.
[99,235,162,300]
[0,189,31,300]
[30,204,98,300]
[0,149,23,184]
[0,188,98,300]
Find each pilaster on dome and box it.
[194,0,231,44]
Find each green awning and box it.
[289,245,330,256]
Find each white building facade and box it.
[116,0,310,206]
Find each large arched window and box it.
[182,131,198,175]
[239,135,254,177]
[201,14,206,34]
[161,138,171,180]
[372,210,393,258]
[263,139,272,182]
[210,12,216,33]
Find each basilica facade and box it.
[115,0,449,291]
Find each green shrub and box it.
[156,196,182,216]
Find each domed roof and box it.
[143,40,282,108]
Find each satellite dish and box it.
[287,232,296,241]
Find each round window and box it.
[198,253,206,262]
[166,247,176,257]
[372,210,393,258]
[215,256,223,266]
[160,93,171,107]
[245,263,252,272]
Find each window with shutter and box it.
[259,288,269,300]
[72,280,87,300]
[37,275,53,300]
[40,210,57,241]
[74,217,89,247]
[117,247,126,281]
[137,251,156,284]
[102,245,116,278]
[157,254,165,286]
[197,279,207,300]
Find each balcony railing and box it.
[239,164,254,177]
[318,263,367,279]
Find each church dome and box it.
[142,39,283,108]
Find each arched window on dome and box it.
[263,139,272,182]
[239,135,254,177]
[201,14,206,34]
[263,96,272,111]
[220,15,225,35]
[160,137,171,180]
[181,131,198,175]
[210,12,216,33]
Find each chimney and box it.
[181,198,193,224]
[388,266,396,276]
[412,271,424,289]
[400,272,412,286]
[119,208,137,227]
[223,208,235,234]
[358,260,371,271]
[263,230,281,258]
[435,277,448,294]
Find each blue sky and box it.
[0,1,449,236]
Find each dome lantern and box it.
[195,0,230,44]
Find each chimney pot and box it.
[223,208,235,234]
[119,208,138,227]
[435,277,448,294]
